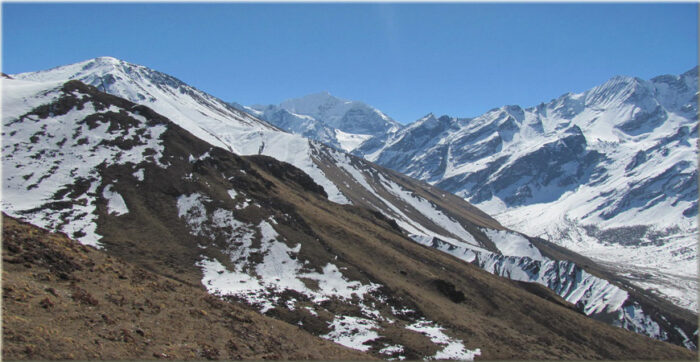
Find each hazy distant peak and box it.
[681,65,699,78]
[280,91,348,114]
[418,112,436,121]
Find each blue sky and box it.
[3,2,697,123]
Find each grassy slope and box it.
[1,215,372,360]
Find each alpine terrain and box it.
[240,91,401,152]
[2,57,697,358]
[352,68,699,317]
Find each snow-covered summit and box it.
[279,91,397,132]
[279,91,343,115]
[13,57,278,153]
[246,91,401,152]
[17,56,159,88]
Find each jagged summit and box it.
[354,66,699,314]
[584,75,650,108]
[409,113,453,131]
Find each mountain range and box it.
[2,57,697,358]
[249,68,699,316]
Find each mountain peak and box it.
[272,91,399,135]
[77,56,128,73]
[317,90,333,97]
[300,90,337,100]
[79,55,131,68]
[13,56,133,84]
[92,56,122,64]
[406,113,446,132]
[584,74,647,107]
[280,91,348,113]
[419,112,436,120]
[682,66,698,78]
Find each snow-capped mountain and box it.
[4,58,697,352]
[0,78,484,359]
[355,67,699,314]
[10,57,495,253]
[11,56,280,152]
[242,91,401,152]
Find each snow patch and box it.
[321,316,379,352]
[132,168,145,181]
[103,184,128,216]
[406,319,481,360]
[176,193,210,235]
[483,228,544,261]
[334,129,373,152]
[179,197,380,310]
[379,344,405,358]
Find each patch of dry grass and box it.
[2,215,372,360]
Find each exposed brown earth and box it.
[1,215,372,360]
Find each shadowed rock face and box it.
[443,126,606,207]
[599,161,697,220]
